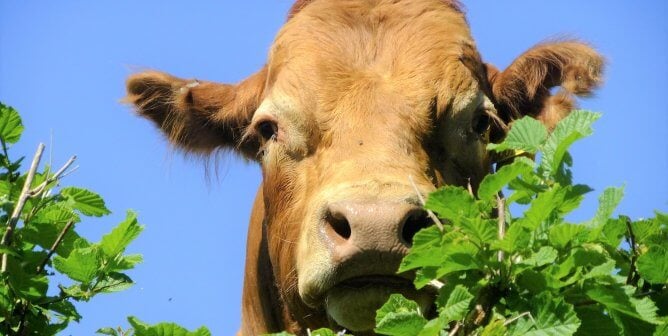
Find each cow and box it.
[125,0,603,334]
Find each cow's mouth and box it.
[324,275,435,333]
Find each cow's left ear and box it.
[125,67,267,160]
[487,41,604,130]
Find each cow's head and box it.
[126,0,603,332]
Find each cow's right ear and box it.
[125,68,267,160]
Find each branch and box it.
[36,220,75,273]
[29,155,77,196]
[448,322,461,336]
[1,143,45,273]
[624,217,638,286]
[497,195,506,262]
[408,175,444,232]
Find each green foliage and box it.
[0,103,144,335]
[306,110,667,335]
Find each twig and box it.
[496,195,506,262]
[466,178,474,196]
[504,311,534,326]
[448,322,461,336]
[428,279,445,290]
[408,175,444,232]
[1,143,45,273]
[36,220,75,273]
[29,155,77,196]
[624,217,639,286]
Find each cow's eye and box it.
[256,120,278,141]
[472,112,490,136]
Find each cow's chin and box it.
[324,276,433,333]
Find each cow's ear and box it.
[125,68,267,160]
[488,41,604,130]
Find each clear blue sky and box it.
[1,1,666,334]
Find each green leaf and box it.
[96,327,120,336]
[53,247,101,284]
[437,242,482,277]
[549,224,585,249]
[100,211,143,258]
[487,116,548,154]
[22,210,83,257]
[0,103,24,144]
[416,316,447,336]
[573,306,620,336]
[478,157,533,201]
[439,285,473,322]
[540,110,600,178]
[128,316,211,336]
[459,217,497,245]
[524,293,581,336]
[262,333,295,336]
[60,187,111,217]
[6,258,49,300]
[637,245,668,284]
[521,246,558,268]
[94,272,134,293]
[399,226,443,272]
[375,294,428,336]
[493,224,531,253]
[586,285,662,324]
[48,300,82,322]
[425,186,478,221]
[481,319,507,336]
[584,186,624,229]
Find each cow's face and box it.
[125,0,602,332]
[253,1,492,330]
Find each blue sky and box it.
[1,1,666,334]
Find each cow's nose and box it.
[322,200,432,256]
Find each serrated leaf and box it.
[637,246,668,284]
[459,217,497,245]
[583,259,616,280]
[478,157,533,201]
[632,217,662,244]
[6,258,49,300]
[425,186,478,221]
[548,224,585,249]
[584,186,624,229]
[493,224,531,253]
[487,117,547,154]
[0,103,24,144]
[524,293,580,336]
[586,285,662,325]
[540,110,600,179]
[49,300,82,322]
[94,272,134,293]
[399,226,443,272]
[375,294,427,336]
[437,242,482,276]
[417,316,447,336]
[22,212,83,257]
[100,211,143,258]
[128,316,211,336]
[53,247,101,284]
[440,285,473,322]
[521,246,558,268]
[60,187,111,217]
[96,327,120,336]
[573,306,619,336]
[481,319,507,336]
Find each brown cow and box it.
[125,0,603,334]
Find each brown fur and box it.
[125,1,604,334]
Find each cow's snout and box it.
[322,200,431,259]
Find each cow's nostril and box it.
[325,210,352,241]
[401,210,432,246]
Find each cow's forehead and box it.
[265,0,482,120]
